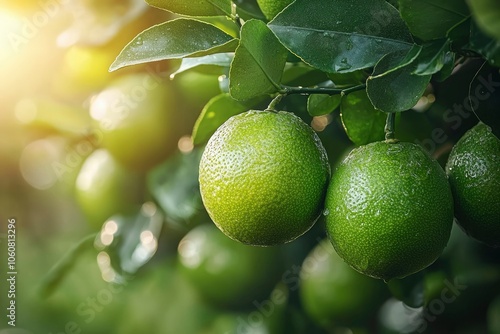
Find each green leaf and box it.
[146,0,232,16]
[398,0,470,41]
[234,0,266,20]
[447,16,472,49]
[433,51,456,82]
[268,0,414,73]
[307,94,341,116]
[94,203,164,280]
[367,50,432,112]
[327,70,368,87]
[341,90,386,145]
[192,93,265,145]
[282,64,329,87]
[229,19,288,100]
[413,39,453,75]
[38,234,96,297]
[370,44,422,77]
[468,21,500,67]
[147,149,205,226]
[170,53,233,77]
[110,19,238,71]
[467,0,500,40]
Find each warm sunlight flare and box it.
[0,10,21,65]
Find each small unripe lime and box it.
[256,0,294,20]
[300,240,388,328]
[177,224,282,308]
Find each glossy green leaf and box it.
[170,54,233,77]
[468,21,500,67]
[386,0,399,8]
[147,149,205,226]
[413,39,453,75]
[467,0,500,40]
[282,64,328,87]
[268,0,414,73]
[94,203,164,281]
[367,50,432,112]
[433,51,456,82]
[398,0,470,41]
[447,16,472,51]
[146,0,231,16]
[229,19,288,100]
[234,0,266,20]
[341,90,386,145]
[110,19,238,71]
[327,70,368,87]
[371,44,421,77]
[192,93,265,145]
[307,94,341,116]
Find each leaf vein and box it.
[270,25,414,46]
[241,44,281,91]
[420,1,468,17]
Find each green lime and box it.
[75,148,144,229]
[488,294,500,333]
[300,239,388,329]
[90,74,184,171]
[445,122,500,247]
[177,223,283,308]
[256,0,294,20]
[325,140,454,281]
[199,110,330,246]
[206,283,288,334]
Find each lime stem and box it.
[280,84,366,96]
[266,94,284,112]
[385,112,396,141]
[467,60,487,123]
[230,2,243,30]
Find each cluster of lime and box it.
[223,0,499,274]
[74,70,220,229]
[199,109,499,283]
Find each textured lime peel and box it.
[199,110,330,246]
[446,122,500,247]
[325,141,454,281]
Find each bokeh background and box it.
[1,1,500,334]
